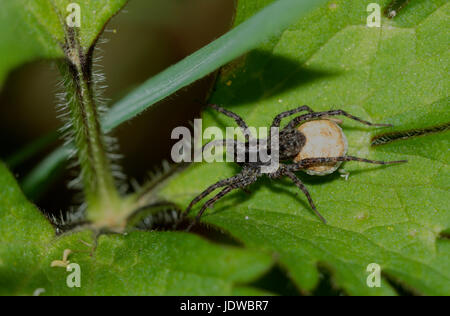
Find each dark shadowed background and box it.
[0,0,235,212]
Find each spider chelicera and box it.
[185,104,407,225]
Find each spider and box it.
[185,104,407,225]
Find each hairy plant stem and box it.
[60,28,128,229]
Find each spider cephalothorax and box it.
[185,104,407,226]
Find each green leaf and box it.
[0,162,55,294]
[0,162,272,295]
[22,0,328,195]
[0,0,128,88]
[161,0,450,295]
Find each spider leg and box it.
[209,104,252,141]
[268,106,314,147]
[286,109,393,129]
[288,156,407,172]
[185,174,242,215]
[270,105,314,129]
[193,186,234,223]
[185,165,261,230]
[284,171,327,224]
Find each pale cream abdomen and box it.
[294,119,348,176]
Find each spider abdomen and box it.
[294,119,348,176]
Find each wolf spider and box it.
[185,104,406,226]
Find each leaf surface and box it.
[161,0,450,295]
[0,162,272,295]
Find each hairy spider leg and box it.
[283,170,327,224]
[271,105,314,129]
[186,186,235,231]
[185,174,243,215]
[285,109,393,130]
[268,105,314,146]
[288,156,407,172]
[209,104,253,142]
[281,156,406,223]
[185,165,262,229]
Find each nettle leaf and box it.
[0,0,127,88]
[0,162,272,295]
[161,0,450,295]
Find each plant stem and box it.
[60,28,126,228]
